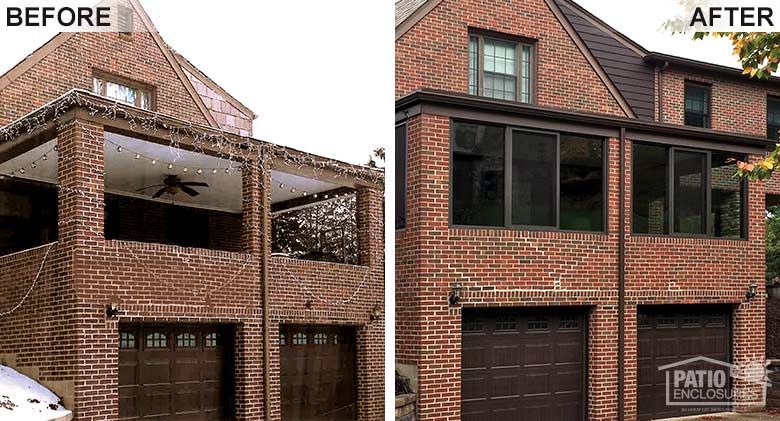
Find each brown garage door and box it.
[280,325,357,421]
[462,307,587,421]
[119,325,233,420]
[637,306,731,421]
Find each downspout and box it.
[657,61,669,123]
[262,159,272,420]
[618,127,626,421]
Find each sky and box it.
[0,1,749,165]
[0,0,395,165]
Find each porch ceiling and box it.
[0,132,344,213]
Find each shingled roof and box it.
[395,0,428,27]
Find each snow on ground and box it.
[0,365,71,421]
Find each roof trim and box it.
[173,52,258,120]
[544,0,637,119]
[395,0,444,41]
[0,33,75,92]
[127,0,218,128]
[558,0,647,56]
[645,52,780,84]
[397,89,773,149]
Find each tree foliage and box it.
[693,32,780,180]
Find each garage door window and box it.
[681,315,702,327]
[495,316,517,331]
[293,332,307,345]
[146,332,168,348]
[280,332,286,345]
[527,315,548,330]
[560,315,581,330]
[314,333,328,345]
[205,332,220,347]
[176,332,197,347]
[656,315,677,328]
[120,332,136,349]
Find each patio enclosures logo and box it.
[660,356,770,408]
[665,0,780,32]
[0,0,147,33]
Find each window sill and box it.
[449,224,608,236]
[629,233,748,242]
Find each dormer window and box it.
[92,72,153,110]
[468,30,535,103]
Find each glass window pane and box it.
[768,97,780,139]
[684,83,710,127]
[469,36,478,95]
[711,151,743,238]
[452,122,505,227]
[140,91,150,110]
[483,73,516,101]
[632,144,668,234]
[560,135,603,231]
[520,45,531,103]
[511,130,556,226]
[93,77,103,94]
[674,150,707,234]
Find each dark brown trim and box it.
[646,52,780,85]
[271,187,355,213]
[397,89,773,152]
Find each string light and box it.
[135,153,141,159]
[0,90,384,313]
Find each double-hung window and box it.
[768,96,780,140]
[468,31,534,103]
[632,144,745,238]
[684,81,711,127]
[451,121,604,231]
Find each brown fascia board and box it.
[173,52,258,120]
[645,52,780,84]
[396,89,774,149]
[0,89,383,189]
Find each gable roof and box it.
[0,0,250,129]
[173,52,257,120]
[395,0,444,41]
[554,0,655,120]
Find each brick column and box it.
[356,187,385,420]
[57,118,105,243]
[58,117,116,421]
[234,321,265,420]
[242,155,266,253]
[588,305,620,420]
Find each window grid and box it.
[559,316,580,330]
[293,332,307,345]
[176,333,197,348]
[684,82,710,127]
[119,332,136,349]
[314,333,328,345]
[145,332,168,348]
[527,316,549,331]
[92,74,153,110]
[205,333,219,348]
[494,317,517,331]
[468,33,534,103]
[280,332,286,346]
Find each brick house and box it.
[395,0,776,420]
[0,1,384,420]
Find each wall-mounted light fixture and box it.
[746,282,759,301]
[449,281,463,306]
[106,303,120,318]
[369,303,382,322]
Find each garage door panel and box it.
[462,308,587,421]
[280,325,357,421]
[637,306,730,421]
[119,325,233,421]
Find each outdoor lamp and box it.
[449,281,463,306]
[106,303,120,318]
[746,282,758,300]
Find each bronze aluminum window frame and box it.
[684,80,712,129]
[448,118,608,234]
[630,142,748,240]
[468,29,537,104]
[767,95,780,140]
[93,70,156,111]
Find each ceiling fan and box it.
[138,175,209,198]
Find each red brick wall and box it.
[659,67,780,136]
[395,0,627,116]
[0,8,210,127]
[396,113,766,420]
